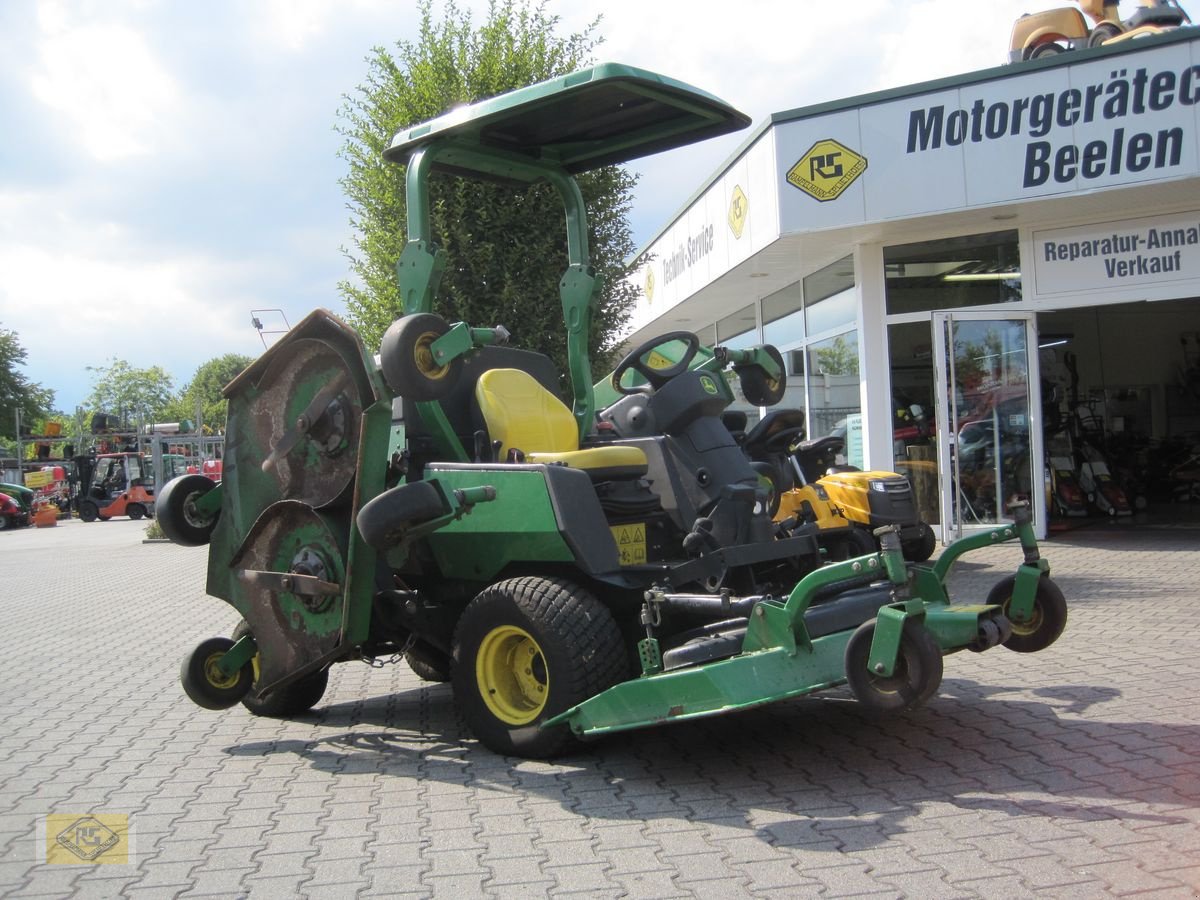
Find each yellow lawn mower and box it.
[739,409,937,562]
[1009,0,1191,61]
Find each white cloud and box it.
[29,11,178,162]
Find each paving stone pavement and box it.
[1,516,1198,898]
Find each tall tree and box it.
[167,353,255,431]
[337,0,638,382]
[86,358,175,431]
[0,326,54,444]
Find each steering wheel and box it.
[611,331,700,395]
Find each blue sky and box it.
[1,0,1090,413]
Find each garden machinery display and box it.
[1009,0,1191,62]
[165,64,1068,758]
[73,452,156,522]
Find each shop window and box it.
[887,321,938,525]
[716,303,757,349]
[775,348,806,418]
[762,281,804,347]
[806,330,861,456]
[804,256,856,335]
[884,230,1020,316]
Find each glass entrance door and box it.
[932,312,1042,540]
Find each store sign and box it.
[777,36,1200,231]
[1033,210,1200,294]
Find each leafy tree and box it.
[337,0,638,383]
[85,358,175,431]
[813,336,859,376]
[0,326,54,444]
[165,353,255,431]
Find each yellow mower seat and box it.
[475,368,647,480]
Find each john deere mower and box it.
[164,64,1067,758]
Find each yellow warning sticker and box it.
[645,350,674,370]
[787,139,867,202]
[609,523,647,566]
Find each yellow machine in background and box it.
[739,411,937,562]
[1009,0,1191,61]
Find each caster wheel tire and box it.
[735,345,787,407]
[380,312,462,402]
[181,637,253,710]
[902,523,937,562]
[845,618,943,713]
[452,576,627,759]
[156,474,219,546]
[986,575,1068,653]
[231,621,329,717]
[356,480,445,551]
[405,644,452,683]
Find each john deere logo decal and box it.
[787,139,867,202]
[699,375,719,395]
[644,267,655,304]
[728,185,748,239]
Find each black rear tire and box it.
[232,621,329,716]
[986,575,1068,653]
[844,618,943,713]
[127,503,146,521]
[452,576,627,758]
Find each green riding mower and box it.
[164,64,1067,758]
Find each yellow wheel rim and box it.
[203,651,241,690]
[413,331,449,381]
[1006,598,1044,637]
[476,625,549,725]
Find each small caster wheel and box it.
[181,637,253,710]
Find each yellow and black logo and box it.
[787,139,867,202]
[728,185,748,239]
[644,266,655,304]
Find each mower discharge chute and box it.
[168,64,1068,758]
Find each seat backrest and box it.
[475,368,579,457]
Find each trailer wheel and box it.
[127,503,146,521]
[380,312,462,402]
[156,475,218,546]
[844,618,943,713]
[452,576,627,758]
[986,575,1067,653]
[79,500,99,523]
[902,523,937,562]
[231,621,329,717]
[181,637,253,710]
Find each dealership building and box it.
[627,28,1200,540]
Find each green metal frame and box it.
[384,63,750,452]
[546,517,1037,738]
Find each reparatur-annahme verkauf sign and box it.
[1033,210,1200,295]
